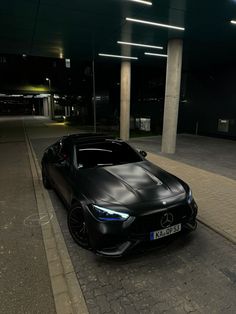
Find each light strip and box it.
[93,205,129,220]
[129,0,152,5]
[99,53,138,60]
[230,20,236,24]
[118,41,163,50]
[145,52,168,58]
[126,17,185,31]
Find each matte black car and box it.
[41,134,198,256]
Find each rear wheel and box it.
[42,165,51,189]
[67,204,90,249]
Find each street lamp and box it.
[46,77,51,90]
[46,77,54,119]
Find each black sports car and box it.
[41,134,198,256]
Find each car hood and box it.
[76,161,187,212]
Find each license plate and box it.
[150,223,181,240]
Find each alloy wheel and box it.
[68,206,90,248]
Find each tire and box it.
[67,204,90,249]
[42,165,52,189]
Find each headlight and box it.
[187,189,193,204]
[89,204,129,221]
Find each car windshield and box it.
[76,140,142,169]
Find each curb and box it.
[23,124,89,314]
[197,217,236,245]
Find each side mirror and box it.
[48,149,68,163]
[139,150,147,158]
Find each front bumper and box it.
[84,199,198,257]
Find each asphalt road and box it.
[31,136,236,314]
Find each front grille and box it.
[131,204,191,234]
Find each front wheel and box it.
[67,205,90,249]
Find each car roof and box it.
[63,133,118,145]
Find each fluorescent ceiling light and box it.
[126,17,185,31]
[145,52,168,58]
[129,0,152,5]
[0,94,23,97]
[99,53,138,60]
[35,94,50,98]
[118,41,163,50]
[230,20,236,24]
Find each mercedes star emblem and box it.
[160,212,174,228]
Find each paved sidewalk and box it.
[147,153,236,244]
[0,118,56,314]
[0,116,89,314]
[130,134,236,181]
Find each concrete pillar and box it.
[47,96,52,118]
[161,39,183,154]
[67,106,71,116]
[46,96,54,120]
[120,61,131,141]
[43,98,49,116]
[64,106,68,116]
[49,95,54,120]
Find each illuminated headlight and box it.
[187,189,193,204]
[90,205,129,221]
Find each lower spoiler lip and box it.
[184,220,198,231]
[96,240,139,257]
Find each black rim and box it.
[68,207,89,247]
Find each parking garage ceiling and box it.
[1,0,236,66]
